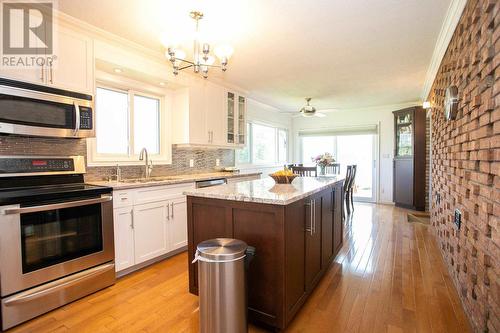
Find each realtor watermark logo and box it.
[1,0,57,68]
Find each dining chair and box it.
[343,166,353,216]
[325,163,341,174]
[291,166,317,177]
[348,165,357,212]
[285,163,304,169]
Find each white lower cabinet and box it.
[133,201,169,265]
[168,196,188,249]
[113,207,135,271]
[112,183,194,274]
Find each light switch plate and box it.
[189,159,194,167]
[216,159,220,166]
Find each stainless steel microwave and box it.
[0,78,95,138]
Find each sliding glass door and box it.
[300,132,377,203]
[336,135,376,202]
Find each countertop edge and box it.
[88,172,262,190]
[184,177,344,205]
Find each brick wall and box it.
[427,0,499,332]
[0,136,235,181]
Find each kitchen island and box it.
[185,176,344,330]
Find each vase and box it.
[319,165,326,176]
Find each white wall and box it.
[292,103,418,204]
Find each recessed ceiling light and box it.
[113,68,123,73]
[159,82,166,86]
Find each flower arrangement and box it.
[312,152,335,166]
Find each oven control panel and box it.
[0,158,75,173]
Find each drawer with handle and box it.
[113,190,133,208]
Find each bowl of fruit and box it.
[269,169,298,184]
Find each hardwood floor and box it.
[8,203,471,333]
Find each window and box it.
[236,122,288,165]
[301,136,336,163]
[88,84,168,165]
[278,129,287,163]
[252,123,276,164]
[133,95,160,154]
[95,87,129,155]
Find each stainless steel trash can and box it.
[193,238,250,333]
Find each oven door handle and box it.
[2,195,112,215]
[3,263,115,306]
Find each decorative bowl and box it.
[269,174,298,184]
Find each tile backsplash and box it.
[0,136,235,181]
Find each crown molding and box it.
[420,0,467,101]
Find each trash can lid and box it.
[197,238,248,261]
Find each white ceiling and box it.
[58,0,452,112]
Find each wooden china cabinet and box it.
[393,107,426,211]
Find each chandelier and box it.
[166,11,233,79]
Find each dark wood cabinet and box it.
[321,189,334,269]
[305,193,322,291]
[393,107,426,211]
[187,180,345,330]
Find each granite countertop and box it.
[183,176,345,205]
[88,172,262,190]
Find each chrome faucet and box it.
[139,148,153,179]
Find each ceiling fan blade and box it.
[315,112,327,118]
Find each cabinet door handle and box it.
[304,202,312,235]
[166,203,170,220]
[171,202,174,219]
[130,209,134,229]
[312,199,316,234]
[332,189,335,212]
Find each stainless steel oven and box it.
[0,156,114,330]
[0,78,94,138]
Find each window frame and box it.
[236,121,288,167]
[87,80,170,166]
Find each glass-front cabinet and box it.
[225,90,246,146]
[237,95,246,145]
[395,110,413,157]
[227,92,235,144]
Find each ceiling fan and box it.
[299,98,326,118]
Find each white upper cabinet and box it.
[205,81,225,145]
[0,16,94,95]
[50,26,94,94]
[0,9,46,84]
[172,81,245,148]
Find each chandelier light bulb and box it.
[175,49,186,60]
[165,11,232,78]
[203,43,210,54]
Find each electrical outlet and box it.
[189,159,194,168]
[454,209,461,230]
[216,159,220,167]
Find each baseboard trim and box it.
[116,246,187,278]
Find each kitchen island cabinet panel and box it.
[284,199,307,318]
[186,177,344,330]
[233,207,284,323]
[305,193,323,291]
